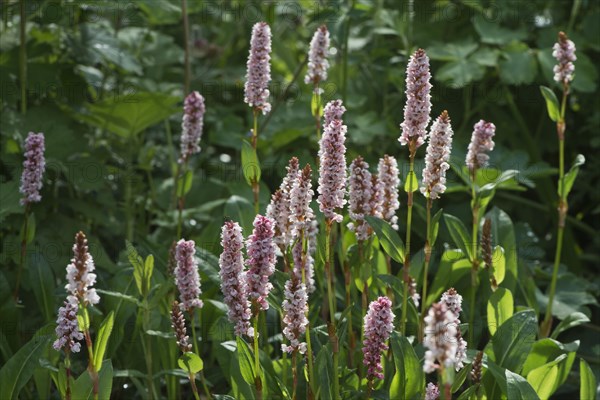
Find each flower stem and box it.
[82,307,99,400]
[469,170,480,345]
[314,89,321,140]
[324,221,340,399]
[400,155,415,335]
[419,197,432,342]
[181,0,190,94]
[292,351,298,400]
[190,311,212,399]
[252,110,260,215]
[65,352,72,400]
[188,373,201,400]
[142,299,157,399]
[253,312,263,399]
[19,0,26,115]
[13,205,30,302]
[301,235,315,396]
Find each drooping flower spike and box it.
[174,239,203,312]
[244,22,272,115]
[553,31,576,86]
[281,276,309,354]
[179,91,206,164]
[304,25,330,92]
[377,155,400,230]
[19,132,45,206]
[399,49,432,149]
[170,301,192,353]
[53,301,84,353]
[245,215,277,311]
[466,119,495,173]
[219,221,254,337]
[65,231,100,306]
[362,296,395,381]
[421,110,454,200]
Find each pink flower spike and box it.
[362,296,395,381]
[421,111,454,200]
[399,49,432,149]
[244,22,272,115]
[466,120,495,172]
[245,215,277,311]
[174,239,203,312]
[219,221,254,337]
[179,91,206,163]
[19,132,45,206]
[347,156,374,241]
[425,382,440,400]
[281,277,309,354]
[304,25,330,92]
[553,31,576,85]
[65,231,99,306]
[53,301,84,353]
[377,155,400,230]
[323,99,346,127]
[266,157,299,248]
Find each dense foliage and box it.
[0,1,599,399]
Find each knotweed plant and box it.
[305,25,330,138]
[362,296,394,396]
[14,131,45,301]
[53,301,83,400]
[398,48,432,334]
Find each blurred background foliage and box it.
[0,0,599,398]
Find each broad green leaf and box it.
[580,359,596,400]
[28,252,55,321]
[539,86,560,122]
[456,385,477,400]
[93,311,115,371]
[499,42,538,85]
[526,354,567,399]
[478,170,520,196]
[316,345,333,400]
[490,310,537,373]
[443,214,473,260]
[95,289,141,306]
[487,288,514,335]
[492,245,506,285]
[241,140,261,186]
[426,251,470,306]
[485,208,518,292]
[505,369,540,400]
[429,208,443,247]
[177,169,194,197]
[71,359,113,400]
[522,339,579,376]
[551,312,590,339]
[559,154,585,198]
[126,241,144,296]
[178,352,204,374]
[473,15,527,45]
[389,332,424,400]
[236,337,255,385]
[404,171,418,193]
[0,335,50,400]
[365,216,405,263]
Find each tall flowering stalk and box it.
[244,22,272,214]
[53,301,83,400]
[64,231,100,399]
[377,155,400,230]
[362,296,394,397]
[465,119,495,343]
[170,301,201,400]
[481,218,498,290]
[175,91,206,238]
[419,111,454,340]
[305,25,330,139]
[398,49,432,334]
[317,99,348,398]
[266,157,299,257]
[14,131,45,301]
[541,32,577,338]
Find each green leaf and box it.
[365,216,405,263]
[490,310,537,373]
[522,339,579,377]
[478,170,520,196]
[473,15,527,45]
[487,288,514,335]
[526,354,567,399]
[551,312,590,339]
[492,245,506,285]
[28,252,55,321]
[23,213,36,244]
[125,241,144,296]
[241,140,261,186]
[95,289,141,306]
[499,42,538,85]
[443,214,473,260]
[404,171,418,193]
[143,254,154,296]
[178,352,204,374]
[505,369,540,400]
[539,86,560,122]
[429,208,443,247]
[0,335,50,400]
[93,311,115,372]
[485,208,518,292]
[236,337,255,385]
[389,332,424,400]
[72,359,113,400]
[311,92,323,117]
[580,359,596,400]
[316,345,333,400]
[559,154,585,198]
[426,251,470,306]
[177,169,194,197]
[224,195,255,233]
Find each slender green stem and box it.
[300,235,315,395]
[175,160,188,239]
[181,0,190,94]
[190,311,212,399]
[469,171,479,345]
[314,90,321,140]
[125,157,134,243]
[82,307,99,400]
[324,221,340,399]
[188,373,201,400]
[419,198,432,342]
[13,205,30,302]
[400,156,415,335]
[542,86,569,337]
[65,352,72,400]
[19,0,26,115]
[142,300,157,399]
[253,312,262,399]
[292,351,298,400]
[252,110,260,215]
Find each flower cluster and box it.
[399,49,432,149]
[421,111,454,199]
[409,276,420,308]
[466,120,495,172]
[245,215,277,311]
[425,382,440,400]
[318,101,348,223]
[174,239,203,312]
[423,289,467,373]
[266,157,299,247]
[65,231,100,306]
[553,31,576,85]
[347,156,376,240]
[362,296,395,381]
[53,301,84,353]
[281,277,309,354]
[289,165,315,240]
[179,91,206,163]
[170,301,192,353]
[219,221,254,337]
[304,25,330,92]
[323,99,346,126]
[377,155,400,230]
[19,132,46,206]
[244,22,272,114]
[470,351,484,384]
